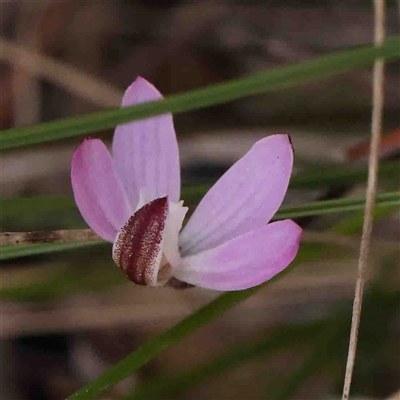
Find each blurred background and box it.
[0,1,399,399]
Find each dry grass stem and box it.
[1,229,398,252]
[342,1,386,399]
[385,389,400,400]
[0,38,123,108]
[12,0,46,127]
[0,266,360,339]
[0,229,101,246]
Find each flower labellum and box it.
[113,197,169,286]
[71,77,302,291]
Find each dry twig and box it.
[1,229,398,252]
[0,38,122,108]
[0,266,360,339]
[0,229,100,246]
[385,389,400,400]
[342,1,386,399]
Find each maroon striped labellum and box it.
[112,197,169,286]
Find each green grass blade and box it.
[0,259,123,302]
[1,37,399,150]
[2,161,398,228]
[331,205,395,235]
[65,269,290,400]
[265,287,400,399]
[290,161,399,189]
[1,192,399,260]
[274,191,400,220]
[0,241,104,261]
[276,200,399,219]
[266,323,345,399]
[64,269,399,399]
[127,322,326,400]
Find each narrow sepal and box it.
[71,138,131,242]
[112,77,181,205]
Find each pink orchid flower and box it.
[71,77,302,291]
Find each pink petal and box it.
[180,134,294,256]
[71,138,132,242]
[112,197,170,286]
[174,220,302,291]
[112,77,180,207]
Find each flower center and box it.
[157,255,173,283]
[158,199,188,282]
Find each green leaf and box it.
[1,37,399,150]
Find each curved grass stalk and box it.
[65,277,278,400]
[127,321,327,400]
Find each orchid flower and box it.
[71,77,302,291]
